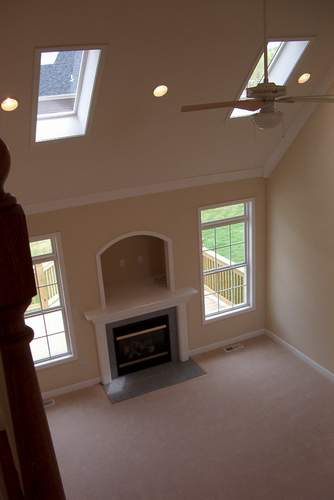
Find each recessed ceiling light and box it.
[298,73,311,84]
[153,85,168,97]
[1,97,19,112]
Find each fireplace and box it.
[106,308,178,378]
[85,231,197,384]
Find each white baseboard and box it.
[189,329,265,357]
[42,377,101,400]
[265,329,334,383]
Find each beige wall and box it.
[267,98,334,372]
[27,178,266,393]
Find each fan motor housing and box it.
[247,82,286,99]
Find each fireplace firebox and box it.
[106,308,178,377]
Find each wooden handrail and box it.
[0,428,24,499]
[0,138,66,499]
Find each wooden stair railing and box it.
[0,427,24,499]
[0,138,66,499]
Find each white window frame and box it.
[33,45,103,143]
[198,199,255,323]
[229,37,311,119]
[25,233,77,369]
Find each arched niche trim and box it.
[96,231,175,308]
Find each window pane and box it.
[201,203,244,223]
[218,292,232,311]
[231,243,246,264]
[44,310,64,335]
[215,226,230,247]
[30,239,53,257]
[25,314,46,338]
[34,261,58,286]
[26,292,42,314]
[232,266,247,286]
[204,292,219,316]
[216,247,230,266]
[218,286,247,311]
[202,251,216,272]
[230,222,245,244]
[48,332,68,357]
[236,286,247,306]
[39,285,61,310]
[30,337,49,362]
[38,50,84,116]
[206,267,247,295]
[201,228,215,250]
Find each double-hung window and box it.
[25,234,74,366]
[200,200,254,320]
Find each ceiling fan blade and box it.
[277,95,334,104]
[181,99,265,113]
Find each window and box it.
[35,48,101,142]
[25,235,74,366]
[231,39,310,118]
[200,200,254,320]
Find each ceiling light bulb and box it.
[298,73,311,84]
[153,85,168,97]
[1,97,19,112]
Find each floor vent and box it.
[224,343,244,353]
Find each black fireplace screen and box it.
[113,314,171,375]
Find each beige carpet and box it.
[47,336,334,500]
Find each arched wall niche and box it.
[96,231,175,308]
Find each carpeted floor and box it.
[47,335,334,500]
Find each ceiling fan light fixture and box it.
[298,73,311,84]
[253,109,282,130]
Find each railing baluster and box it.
[0,138,66,499]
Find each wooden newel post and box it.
[0,139,66,499]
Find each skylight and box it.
[231,40,310,118]
[35,48,101,142]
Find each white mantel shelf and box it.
[85,285,197,384]
[85,285,197,324]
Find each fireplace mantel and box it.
[85,286,197,384]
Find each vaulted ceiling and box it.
[2,0,334,212]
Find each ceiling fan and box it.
[181,0,334,129]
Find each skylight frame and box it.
[229,37,312,120]
[32,44,103,143]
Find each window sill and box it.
[35,353,76,371]
[203,305,255,325]
[35,114,85,142]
